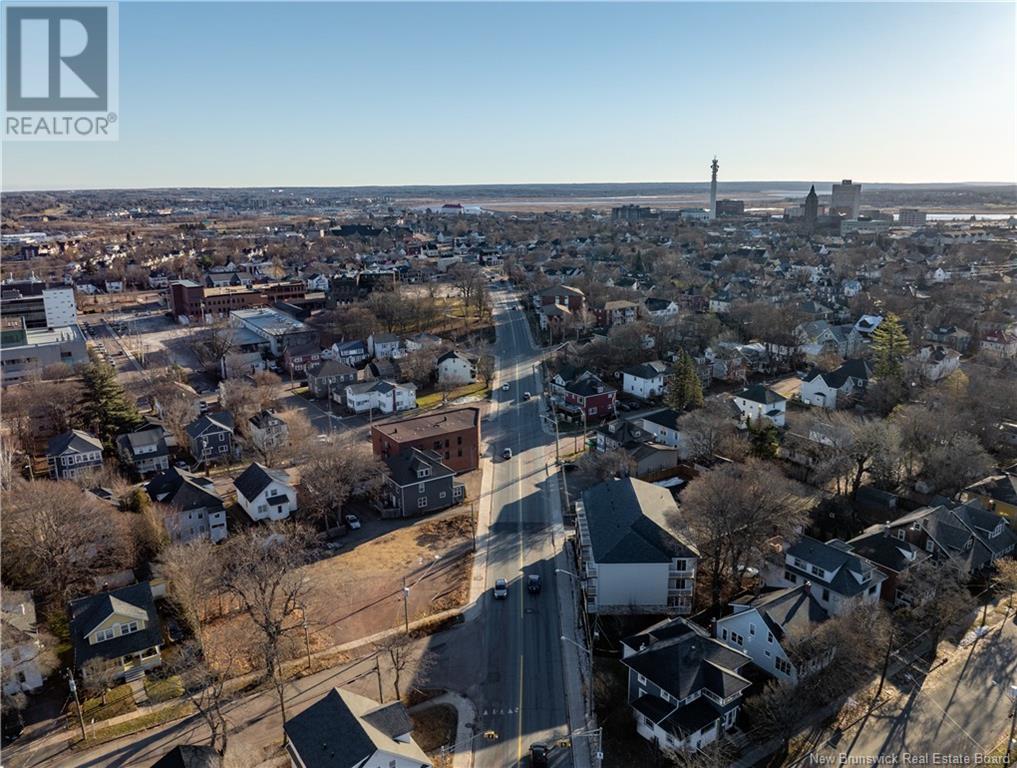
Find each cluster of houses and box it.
[569,469,1017,754]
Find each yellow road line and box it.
[517,653,525,764]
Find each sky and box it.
[2,1,1015,190]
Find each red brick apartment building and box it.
[371,407,480,473]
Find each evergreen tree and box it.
[80,362,142,444]
[748,419,780,459]
[664,350,704,411]
[870,313,910,379]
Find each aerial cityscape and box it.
[1,2,1016,768]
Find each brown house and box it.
[371,406,480,473]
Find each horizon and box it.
[2,1,1015,191]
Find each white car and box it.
[501,383,510,391]
[493,579,508,599]
[502,448,513,460]
[344,514,361,530]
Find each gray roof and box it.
[234,462,292,503]
[735,585,829,643]
[185,411,235,440]
[639,408,681,431]
[47,429,102,457]
[146,466,224,512]
[116,427,168,459]
[249,410,285,431]
[69,582,161,669]
[622,618,752,702]
[784,536,886,597]
[580,478,698,564]
[385,449,454,487]
[623,360,671,380]
[284,688,429,768]
[846,529,929,574]
[151,746,223,768]
[735,383,786,405]
[308,358,356,379]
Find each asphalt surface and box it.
[470,287,572,768]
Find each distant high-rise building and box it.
[803,185,819,231]
[899,208,927,227]
[709,157,719,220]
[831,179,862,219]
[715,199,745,217]
[612,204,655,223]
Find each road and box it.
[469,287,574,767]
[803,615,1017,765]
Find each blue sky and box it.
[3,1,1014,190]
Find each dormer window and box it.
[95,627,115,642]
[416,467,431,479]
[120,621,139,635]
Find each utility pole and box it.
[66,670,86,742]
[375,654,384,703]
[302,612,312,669]
[402,576,410,634]
[1007,683,1017,765]
[873,625,895,706]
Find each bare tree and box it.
[372,633,436,703]
[300,438,386,531]
[81,658,121,705]
[2,480,135,602]
[915,431,993,497]
[676,402,743,462]
[674,461,813,611]
[575,448,635,487]
[898,559,973,647]
[158,642,234,755]
[155,540,222,647]
[219,524,314,738]
[193,323,237,377]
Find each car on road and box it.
[529,743,549,767]
[501,383,510,391]
[562,461,578,473]
[527,574,542,594]
[493,578,508,599]
[502,448,513,460]
[344,514,361,530]
[522,391,532,401]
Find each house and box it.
[634,409,685,452]
[145,466,229,543]
[731,384,787,427]
[763,535,885,616]
[621,618,752,753]
[371,407,480,473]
[234,462,297,522]
[980,329,1017,359]
[1,591,45,695]
[878,499,1017,574]
[622,361,672,401]
[329,339,370,367]
[344,380,417,415]
[926,325,972,352]
[799,358,873,409]
[115,426,170,476]
[911,345,961,382]
[185,411,237,465]
[379,449,464,519]
[248,410,289,451]
[537,302,574,332]
[592,299,639,328]
[643,297,679,322]
[531,284,585,312]
[714,585,831,684]
[551,370,616,422]
[594,418,654,453]
[576,478,699,615]
[844,526,930,606]
[284,687,432,768]
[708,290,732,314]
[368,332,401,360]
[47,429,103,480]
[853,314,884,338]
[963,472,1017,523]
[283,343,323,377]
[69,582,162,682]
[436,350,477,385]
[796,320,862,359]
[307,358,357,399]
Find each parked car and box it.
[165,617,185,643]
[345,514,361,530]
[530,743,550,768]
[522,392,532,401]
[562,462,578,473]
[502,448,513,460]
[493,578,508,599]
[527,574,542,594]
[501,383,510,391]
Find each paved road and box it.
[469,288,573,768]
[803,615,1017,765]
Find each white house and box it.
[285,688,432,768]
[762,536,885,617]
[368,332,401,360]
[436,350,477,385]
[343,380,417,415]
[576,478,699,615]
[234,462,297,522]
[731,384,787,427]
[634,409,685,453]
[911,345,961,382]
[800,358,872,409]
[1,591,45,695]
[621,360,672,401]
[714,584,831,684]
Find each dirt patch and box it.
[411,704,458,755]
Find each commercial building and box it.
[371,406,481,473]
[229,307,318,357]
[898,208,928,227]
[830,179,862,219]
[1,321,89,383]
[715,199,745,217]
[0,280,77,329]
[168,281,267,323]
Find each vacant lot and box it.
[202,507,476,674]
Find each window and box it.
[925,539,935,553]
[793,557,806,569]
[417,497,428,508]
[767,631,773,644]
[95,627,115,642]
[775,658,793,676]
[457,449,463,457]
[731,632,744,646]
[822,588,830,601]
[439,491,447,499]
[749,624,755,636]
[721,628,728,640]
[868,585,877,595]
[418,483,426,493]
[433,440,442,450]
[784,571,797,583]
[457,436,463,445]
[810,565,825,578]
[120,621,139,635]
[589,407,597,415]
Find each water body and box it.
[924,213,1014,221]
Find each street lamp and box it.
[555,568,578,580]
[560,635,592,659]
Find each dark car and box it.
[165,617,185,643]
[2,711,23,746]
[562,461,578,473]
[530,743,550,767]
[527,575,542,594]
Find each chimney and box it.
[883,521,891,536]
[802,580,811,596]
[709,618,718,638]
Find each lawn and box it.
[76,702,195,747]
[417,382,489,409]
[144,674,184,704]
[74,683,137,722]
